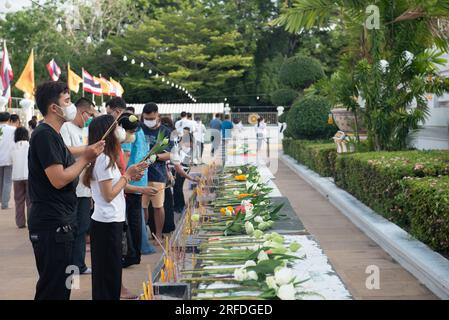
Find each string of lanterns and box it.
[107,48,197,103]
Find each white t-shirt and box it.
[193,122,206,143]
[175,118,196,135]
[255,122,267,138]
[0,123,16,166]
[60,121,91,198]
[10,141,29,181]
[91,153,126,223]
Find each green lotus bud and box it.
[253,230,264,239]
[129,115,139,123]
[289,241,301,253]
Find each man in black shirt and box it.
[28,81,105,300]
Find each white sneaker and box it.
[81,267,92,275]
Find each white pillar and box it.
[19,98,34,125]
[0,96,7,112]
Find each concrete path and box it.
[273,160,437,299]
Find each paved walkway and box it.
[274,160,437,299]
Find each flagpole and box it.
[99,73,104,106]
[82,68,85,98]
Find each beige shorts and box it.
[142,182,166,209]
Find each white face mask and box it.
[115,126,127,143]
[57,103,77,122]
[144,119,158,128]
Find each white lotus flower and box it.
[257,250,269,262]
[379,59,389,73]
[233,268,246,281]
[237,169,243,174]
[245,221,254,235]
[244,260,257,268]
[277,283,296,300]
[233,190,240,196]
[266,276,278,290]
[274,267,295,286]
[254,216,264,223]
[247,271,258,281]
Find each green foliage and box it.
[279,55,325,91]
[334,150,449,226]
[396,176,449,253]
[270,88,298,106]
[283,139,337,177]
[286,95,337,140]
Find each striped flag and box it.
[0,41,13,99]
[46,59,61,81]
[82,69,102,96]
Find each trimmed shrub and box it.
[334,150,449,225]
[396,176,449,253]
[271,88,298,106]
[286,95,338,140]
[283,139,336,177]
[279,55,325,90]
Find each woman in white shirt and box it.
[255,116,267,152]
[83,115,146,300]
[10,127,30,228]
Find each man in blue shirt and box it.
[209,113,222,157]
[221,114,234,139]
[140,103,174,240]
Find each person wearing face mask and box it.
[60,97,96,277]
[141,103,174,241]
[173,128,194,214]
[28,81,105,300]
[117,114,158,271]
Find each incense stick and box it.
[101,109,124,141]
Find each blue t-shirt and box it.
[122,127,148,188]
[210,118,222,131]
[141,123,174,183]
[221,120,234,139]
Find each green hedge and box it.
[283,139,449,254]
[395,176,449,253]
[283,139,336,177]
[334,151,449,226]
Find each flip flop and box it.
[120,293,140,300]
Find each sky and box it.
[1,0,35,13]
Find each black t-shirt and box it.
[28,123,78,231]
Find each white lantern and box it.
[106,49,111,56]
[123,55,128,62]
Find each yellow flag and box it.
[15,49,35,98]
[94,76,112,95]
[67,63,83,93]
[110,77,124,97]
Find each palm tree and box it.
[274,0,449,150]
